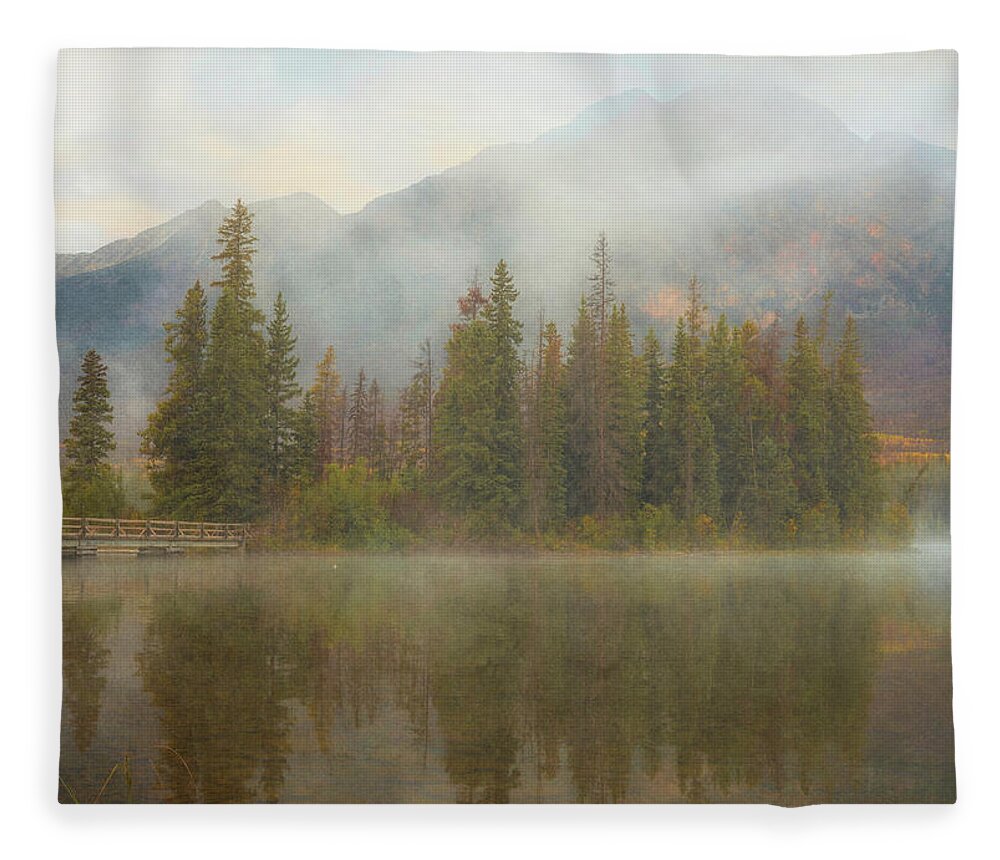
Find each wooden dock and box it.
[62,517,250,556]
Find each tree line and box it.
[62,201,895,547]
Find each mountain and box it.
[56,88,954,452]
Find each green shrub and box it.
[797,501,841,547]
[62,465,126,518]
[882,499,914,547]
[632,503,680,549]
[288,460,410,549]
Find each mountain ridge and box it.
[56,87,954,450]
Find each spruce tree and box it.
[399,373,428,473]
[540,322,569,528]
[640,330,668,506]
[586,233,615,517]
[64,349,123,516]
[661,278,720,534]
[367,378,389,477]
[433,298,497,526]
[263,291,301,501]
[141,281,209,517]
[398,341,435,475]
[287,390,320,485]
[564,297,599,518]
[745,435,798,544]
[525,321,568,533]
[705,315,747,527]
[347,369,369,463]
[310,346,343,471]
[829,315,880,534]
[731,319,796,542]
[785,317,834,513]
[483,259,524,524]
[604,303,643,515]
[434,262,524,532]
[201,200,268,521]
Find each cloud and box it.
[55,49,958,252]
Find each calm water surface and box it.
[60,547,954,804]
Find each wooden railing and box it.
[62,518,250,544]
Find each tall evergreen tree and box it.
[732,319,797,541]
[367,378,390,477]
[661,278,720,533]
[604,303,643,515]
[785,316,833,513]
[483,259,525,522]
[64,349,123,516]
[829,315,880,534]
[640,330,668,505]
[705,315,747,527]
[398,340,436,474]
[525,321,568,533]
[347,369,369,463]
[587,232,616,346]
[310,346,343,471]
[263,292,301,501]
[744,435,798,544]
[201,200,268,520]
[564,297,599,518]
[399,375,428,473]
[586,233,615,517]
[434,294,498,526]
[434,261,524,532]
[141,281,209,517]
[287,390,320,486]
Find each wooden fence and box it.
[62,517,250,546]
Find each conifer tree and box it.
[483,259,525,522]
[263,292,301,501]
[785,316,834,513]
[525,321,568,533]
[201,200,268,520]
[586,233,615,517]
[310,346,343,471]
[829,315,880,534]
[398,341,435,474]
[434,261,524,532]
[64,349,123,516]
[640,330,668,505]
[661,278,720,533]
[347,368,369,463]
[367,378,390,477]
[729,319,795,541]
[705,315,747,527]
[141,281,209,517]
[287,390,320,485]
[433,292,498,526]
[745,435,798,544]
[399,376,428,473]
[604,303,643,515]
[587,233,615,338]
[564,297,599,517]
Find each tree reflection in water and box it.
[61,553,954,803]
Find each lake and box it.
[59,546,954,804]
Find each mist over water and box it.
[60,549,954,804]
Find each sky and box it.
[55,49,958,253]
